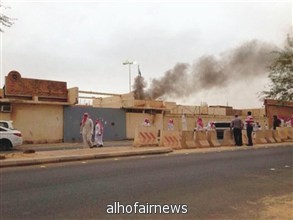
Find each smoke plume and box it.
[133,40,277,100]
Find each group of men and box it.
[80,111,290,149]
[231,111,254,147]
[80,112,104,148]
[231,112,293,147]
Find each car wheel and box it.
[0,139,13,151]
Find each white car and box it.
[0,122,23,151]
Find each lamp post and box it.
[123,60,134,92]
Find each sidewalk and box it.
[0,141,292,168]
[0,144,172,168]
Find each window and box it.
[0,122,8,128]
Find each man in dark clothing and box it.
[245,111,254,146]
[231,115,243,146]
[273,115,281,130]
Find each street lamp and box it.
[123,60,134,92]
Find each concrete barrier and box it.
[160,130,183,149]
[206,130,221,147]
[195,130,210,148]
[222,130,234,146]
[181,131,199,148]
[263,130,276,143]
[276,127,288,141]
[254,130,268,144]
[241,130,248,145]
[285,127,293,139]
[272,130,282,143]
[133,126,159,147]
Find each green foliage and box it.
[262,47,293,101]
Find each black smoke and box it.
[133,40,277,100]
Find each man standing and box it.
[196,117,204,131]
[231,115,243,146]
[245,111,254,146]
[80,113,94,148]
[181,114,188,131]
[167,118,174,130]
[143,118,151,126]
[94,119,104,147]
[273,115,281,130]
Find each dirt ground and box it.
[234,194,293,220]
[259,194,293,220]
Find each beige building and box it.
[0,71,78,144]
[2,71,287,144]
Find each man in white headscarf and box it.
[94,119,104,147]
[181,114,188,131]
[80,112,94,148]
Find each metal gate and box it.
[63,106,126,142]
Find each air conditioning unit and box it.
[1,104,12,113]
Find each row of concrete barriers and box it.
[133,126,293,149]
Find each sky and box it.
[0,0,292,109]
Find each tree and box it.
[262,46,293,101]
[0,4,14,32]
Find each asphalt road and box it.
[1,145,292,220]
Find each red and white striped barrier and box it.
[133,126,159,147]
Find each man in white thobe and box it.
[94,119,104,147]
[80,113,94,148]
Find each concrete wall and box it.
[265,99,293,128]
[126,113,163,139]
[0,103,64,144]
[63,106,126,142]
[125,112,270,139]
[125,113,254,139]
[125,113,235,139]
[0,100,272,143]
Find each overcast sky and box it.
[1,0,292,108]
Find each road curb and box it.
[170,142,293,155]
[0,147,173,168]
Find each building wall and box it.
[0,112,11,121]
[2,103,64,144]
[165,114,233,131]
[125,112,270,139]
[265,99,293,128]
[126,113,241,139]
[0,101,272,143]
[126,113,164,139]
